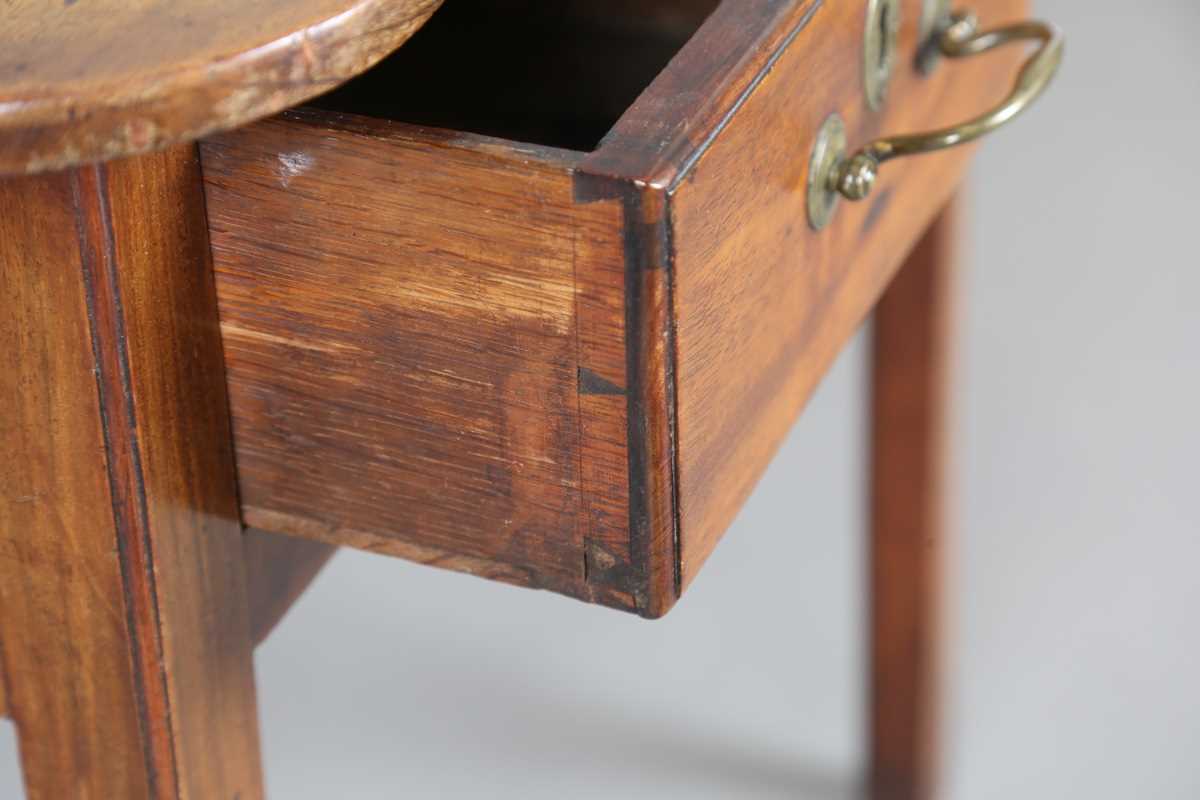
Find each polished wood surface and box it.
[575,0,835,615]
[668,0,1026,589]
[201,112,642,611]
[202,0,804,616]
[0,147,263,798]
[0,0,441,175]
[870,199,961,800]
[200,0,1028,616]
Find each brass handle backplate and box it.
[807,10,1064,230]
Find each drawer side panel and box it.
[200,113,620,604]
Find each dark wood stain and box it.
[578,367,626,396]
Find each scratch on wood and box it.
[219,322,359,354]
[276,151,315,187]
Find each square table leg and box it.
[869,198,961,800]
[0,148,265,799]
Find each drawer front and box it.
[655,0,1029,590]
[578,0,1030,602]
[203,0,1040,617]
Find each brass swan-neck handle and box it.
[807,10,1064,230]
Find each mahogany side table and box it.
[0,1,1060,798]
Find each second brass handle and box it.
[807,10,1064,229]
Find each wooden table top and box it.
[0,0,442,176]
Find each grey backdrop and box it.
[2,1,1196,797]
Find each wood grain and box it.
[870,199,960,800]
[0,0,442,175]
[665,0,1026,589]
[202,0,1033,616]
[582,0,820,184]
[0,163,148,799]
[0,146,263,798]
[201,111,644,612]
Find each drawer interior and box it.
[309,0,722,151]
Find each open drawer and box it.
[199,0,1031,616]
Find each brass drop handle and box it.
[807,11,1064,230]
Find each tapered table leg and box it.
[0,147,265,799]
[869,199,961,800]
